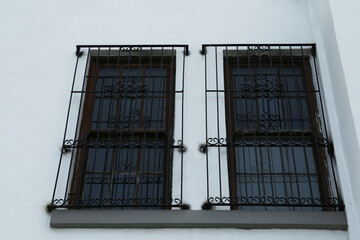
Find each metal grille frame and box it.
[50,45,188,210]
[202,44,344,211]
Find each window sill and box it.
[50,210,347,230]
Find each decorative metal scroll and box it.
[63,139,183,149]
[208,196,342,208]
[52,197,182,209]
[206,137,328,147]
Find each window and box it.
[50,44,346,228]
[51,45,187,210]
[203,44,343,211]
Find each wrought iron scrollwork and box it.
[120,46,142,52]
[236,174,319,183]
[248,46,270,51]
[208,196,343,208]
[84,175,164,185]
[104,76,150,98]
[206,137,227,146]
[205,136,328,147]
[236,82,284,92]
[63,138,183,149]
[111,110,151,130]
[51,197,182,208]
[235,112,282,131]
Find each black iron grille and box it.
[51,45,188,210]
[203,44,343,211]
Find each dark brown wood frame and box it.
[69,56,176,208]
[223,56,330,210]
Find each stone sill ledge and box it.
[50,210,347,230]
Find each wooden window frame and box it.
[69,56,176,209]
[224,56,330,210]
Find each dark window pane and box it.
[86,148,113,172]
[72,57,175,209]
[226,57,330,210]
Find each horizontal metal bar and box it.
[63,145,184,149]
[51,204,183,209]
[205,145,330,148]
[206,90,320,93]
[71,90,184,94]
[202,43,316,47]
[77,44,190,48]
[76,44,189,56]
[208,203,344,208]
[201,43,315,55]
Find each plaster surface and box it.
[0,0,355,239]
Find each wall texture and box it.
[0,0,357,239]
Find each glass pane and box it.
[234,145,321,210]
[91,98,116,129]
[140,147,164,172]
[231,66,311,132]
[113,148,138,173]
[86,148,113,172]
[82,173,110,204]
[77,60,173,209]
[112,173,137,205]
[96,68,120,96]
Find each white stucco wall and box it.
[0,0,357,239]
[326,1,360,238]
[306,0,360,238]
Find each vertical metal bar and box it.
[78,47,102,206]
[136,48,144,207]
[261,46,276,209]
[170,46,175,206]
[311,46,341,206]
[288,46,303,210]
[97,47,113,206]
[146,47,160,207]
[160,46,167,207]
[143,60,153,209]
[180,46,186,204]
[256,46,276,210]
[65,47,91,204]
[278,46,296,208]
[204,46,210,203]
[270,46,290,209]
[51,47,82,205]
[122,46,134,207]
[299,46,326,209]
[256,47,265,209]
[270,47,289,209]
[104,50,117,207]
[297,46,315,209]
[109,46,123,206]
[214,46,223,200]
[111,47,123,207]
[224,46,236,207]
[267,47,279,207]
[246,46,256,210]
[235,46,247,209]
[165,46,174,206]
[253,47,263,209]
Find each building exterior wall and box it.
[0,0,358,239]
[306,0,360,238]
